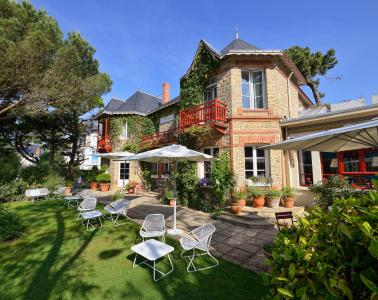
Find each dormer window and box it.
[204,78,217,101]
[241,70,266,109]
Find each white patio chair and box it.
[104,199,131,226]
[77,197,97,220]
[25,188,49,202]
[180,223,218,272]
[140,214,166,243]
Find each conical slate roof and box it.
[220,38,260,55]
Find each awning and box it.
[260,118,378,152]
[97,151,134,161]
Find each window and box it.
[162,163,170,175]
[151,163,158,175]
[203,148,219,178]
[298,150,313,186]
[91,150,99,164]
[321,152,338,179]
[122,122,128,139]
[119,162,130,180]
[241,70,265,109]
[365,148,378,172]
[204,78,217,101]
[244,146,269,179]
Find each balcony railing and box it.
[141,129,177,146]
[97,137,112,153]
[179,99,227,130]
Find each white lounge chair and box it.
[77,197,97,220]
[25,188,49,202]
[140,214,166,243]
[104,199,131,226]
[180,223,218,272]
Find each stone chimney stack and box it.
[162,82,170,104]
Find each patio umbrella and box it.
[261,118,378,152]
[122,144,213,235]
[97,151,134,160]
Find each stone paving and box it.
[98,192,278,273]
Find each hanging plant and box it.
[180,42,219,109]
[178,124,213,148]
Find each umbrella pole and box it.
[167,161,182,235]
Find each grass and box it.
[0,200,266,300]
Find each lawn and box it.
[0,200,266,300]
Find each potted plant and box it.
[282,186,296,208]
[96,173,111,192]
[248,186,266,208]
[86,173,98,190]
[230,200,242,215]
[162,190,175,207]
[235,190,247,207]
[125,181,137,194]
[265,189,282,208]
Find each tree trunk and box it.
[67,115,80,180]
[307,82,322,105]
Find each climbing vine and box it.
[109,115,156,153]
[178,124,213,148]
[179,42,219,109]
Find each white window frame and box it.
[244,145,270,178]
[204,77,217,102]
[241,69,266,109]
[199,147,219,179]
[122,122,128,139]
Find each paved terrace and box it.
[97,192,278,273]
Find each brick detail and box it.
[239,136,275,145]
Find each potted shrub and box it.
[265,189,282,208]
[125,181,137,194]
[230,200,242,215]
[96,173,111,192]
[86,173,98,190]
[235,190,247,207]
[282,186,296,208]
[162,190,175,207]
[248,186,266,208]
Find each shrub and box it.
[0,178,29,202]
[0,152,21,184]
[96,173,111,183]
[248,186,265,198]
[161,190,174,205]
[282,186,296,198]
[111,189,125,201]
[0,205,27,241]
[235,191,247,200]
[43,173,65,192]
[265,189,282,199]
[174,161,201,208]
[310,175,364,208]
[262,186,378,300]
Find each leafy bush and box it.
[310,175,364,208]
[0,205,27,241]
[0,152,21,184]
[282,186,296,198]
[0,178,29,202]
[265,189,282,199]
[248,186,265,198]
[235,191,247,200]
[96,173,111,183]
[42,173,65,192]
[208,151,235,211]
[174,161,201,208]
[262,186,378,300]
[111,189,125,201]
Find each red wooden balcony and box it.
[179,99,227,130]
[141,129,177,147]
[97,118,112,153]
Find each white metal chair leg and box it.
[181,248,219,272]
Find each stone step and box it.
[215,212,275,229]
[241,206,305,220]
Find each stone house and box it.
[95,36,378,207]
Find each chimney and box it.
[372,93,378,105]
[162,82,170,104]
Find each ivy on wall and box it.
[178,124,213,148]
[179,42,219,109]
[109,115,156,153]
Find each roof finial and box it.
[235,24,239,39]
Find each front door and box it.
[118,161,130,187]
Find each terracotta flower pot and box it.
[127,188,134,194]
[99,183,110,192]
[267,197,280,208]
[238,199,246,207]
[230,203,242,214]
[284,197,295,208]
[168,199,175,207]
[253,196,265,208]
[90,181,98,190]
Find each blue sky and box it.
[33,0,378,105]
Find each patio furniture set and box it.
[132,213,218,281]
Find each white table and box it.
[64,196,81,207]
[80,210,103,231]
[131,239,174,281]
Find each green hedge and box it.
[0,205,27,241]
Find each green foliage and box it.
[84,166,102,182]
[263,188,378,300]
[96,173,111,183]
[208,151,235,211]
[265,189,282,199]
[161,190,174,205]
[285,46,337,104]
[43,173,65,192]
[174,161,202,208]
[282,186,296,198]
[180,42,219,109]
[141,164,152,191]
[178,125,213,148]
[235,191,247,200]
[0,151,21,184]
[248,186,266,198]
[310,175,364,209]
[0,204,27,241]
[0,178,29,202]
[111,189,125,201]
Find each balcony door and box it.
[118,161,130,187]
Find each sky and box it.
[32,0,378,105]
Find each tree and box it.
[285,46,337,105]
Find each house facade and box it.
[96,36,378,206]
